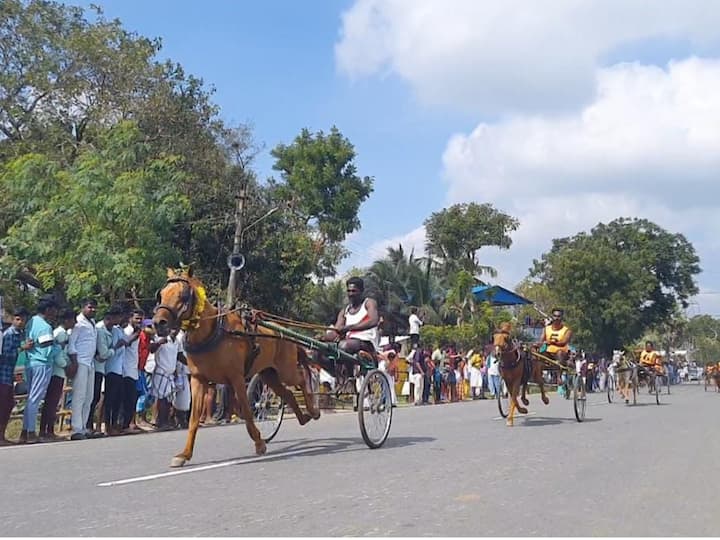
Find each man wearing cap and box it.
[0,308,32,445]
[22,299,58,443]
[68,299,99,440]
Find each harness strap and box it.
[183,315,226,354]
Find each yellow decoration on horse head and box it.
[180,284,206,331]
[178,268,207,332]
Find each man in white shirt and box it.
[408,307,423,347]
[151,328,182,430]
[487,350,501,399]
[68,299,99,440]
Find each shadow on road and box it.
[626,402,670,407]
[520,416,602,427]
[191,435,436,468]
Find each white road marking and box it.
[97,447,327,487]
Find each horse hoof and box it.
[298,414,311,426]
[506,420,514,427]
[518,407,528,414]
[542,396,550,405]
[312,411,321,421]
[255,441,267,456]
[521,398,529,406]
[170,456,187,468]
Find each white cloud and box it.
[336,0,720,115]
[336,1,720,315]
[442,58,720,313]
[341,58,720,314]
[442,58,720,207]
[366,225,427,260]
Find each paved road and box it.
[2,383,716,536]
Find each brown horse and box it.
[153,268,321,467]
[494,332,549,427]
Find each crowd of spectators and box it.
[0,298,191,445]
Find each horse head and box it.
[493,332,512,358]
[153,267,208,336]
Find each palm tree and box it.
[366,244,446,325]
[309,279,346,325]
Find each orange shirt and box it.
[639,350,659,366]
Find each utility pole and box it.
[226,184,247,308]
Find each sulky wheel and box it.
[573,374,587,422]
[497,379,510,418]
[247,373,285,443]
[607,375,616,404]
[358,369,393,449]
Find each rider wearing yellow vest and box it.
[639,341,663,374]
[540,309,573,365]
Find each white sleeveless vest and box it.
[345,299,378,345]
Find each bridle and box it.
[154,276,198,330]
[496,338,522,369]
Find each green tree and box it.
[0,0,161,160]
[442,270,478,326]
[590,218,700,328]
[307,279,347,325]
[0,0,254,291]
[364,245,446,325]
[686,315,720,365]
[0,122,189,305]
[530,218,701,354]
[424,202,519,278]
[270,126,374,278]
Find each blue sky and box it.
[64,1,720,316]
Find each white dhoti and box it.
[173,374,190,411]
[151,369,175,400]
[469,366,483,388]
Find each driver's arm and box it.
[333,309,346,333]
[556,329,572,347]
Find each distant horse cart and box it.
[495,336,587,426]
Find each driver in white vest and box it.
[329,277,380,356]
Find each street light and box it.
[226,201,287,308]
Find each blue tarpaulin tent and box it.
[471,285,532,306]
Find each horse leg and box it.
[506,387,516,427]
[299,364,321,420]
[170,376,207,468]
[512,385,528,415]
[294,348,321,420]
[534,365,549,405]
[229,373,267,456]
[260,369,313,426]
[521,383,530,406]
